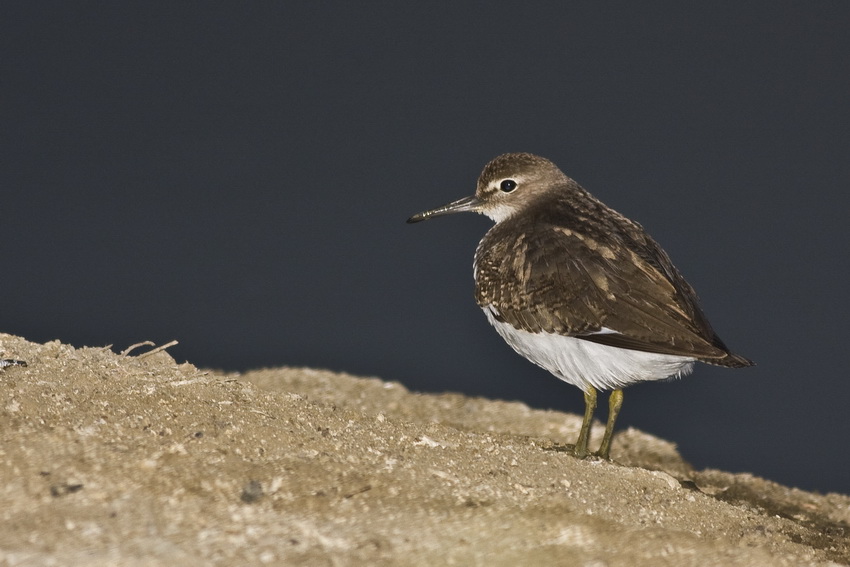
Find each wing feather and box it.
[474,217,740,362]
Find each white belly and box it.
[483,306,695,392]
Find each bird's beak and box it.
[407,195,481,223]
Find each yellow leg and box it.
[573,387,597,458]
[596,389,623,460]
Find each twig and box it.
[137,340,179,359]
[120,341,155,356]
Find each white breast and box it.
[482,306,695,392]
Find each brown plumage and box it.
[472,154,751,367]
[408,153,753,459]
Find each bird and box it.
[407,153,753,460]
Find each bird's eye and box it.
[499,179,517,192]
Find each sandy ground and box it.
[0,333,848,566]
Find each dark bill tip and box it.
[406,213,427,224]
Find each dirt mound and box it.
[0,334,847,566]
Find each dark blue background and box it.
[3,3,848,493]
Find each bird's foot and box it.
[573,446,591,459]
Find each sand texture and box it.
[0,334,847,566]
